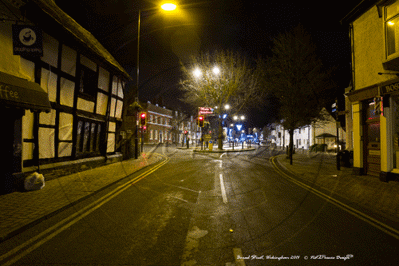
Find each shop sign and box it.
[199,107,214,115]
[12,25,43,57]
[381,81,399,94]
[0,71,51,112]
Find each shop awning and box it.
[0,71,51,113]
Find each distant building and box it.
[145,102,173,144]
[124,102,201,146]
[0,0,131,193]
[342,0,399,180]
[268,108,346,151]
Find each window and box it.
[386,1,399,57]
[79,65,97,98]
[75,118,103,156]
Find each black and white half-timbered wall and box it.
[0,0,131,193]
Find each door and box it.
[1,108,23,194]
[363,100,381,176]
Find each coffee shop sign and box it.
[199,107,214,115]
[382,81,399,94]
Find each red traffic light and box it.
[184,130,188,134]
[198,115,204,127]
[140,112,147,126]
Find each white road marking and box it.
[220,173,228,204]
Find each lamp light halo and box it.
[161,3,177,11]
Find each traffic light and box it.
[140,112,147,126]
[142,125,147,132]
[184,130,188,135]
[198,115,204,127]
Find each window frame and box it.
[78,65,98,100]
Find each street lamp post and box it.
[134,3,176,159]
[233,115,245,149]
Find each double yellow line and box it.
[0,153,170,266]
[270,156,399,240]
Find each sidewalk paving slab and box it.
[0,153,164,243]
[274,152,399,223]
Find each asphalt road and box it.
[1,145,398,265]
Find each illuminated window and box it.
[386,1,399,57]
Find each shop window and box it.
[75,118,103,156]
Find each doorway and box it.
[363,100,381,176]
[1,108,23,194]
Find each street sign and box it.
[203,134,211,140]
[199,107,214,115]
[332,102,337,113]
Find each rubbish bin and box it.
[339,150,351,167]
[209,141,213,151]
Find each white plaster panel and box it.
[59,112,73,141]
[23,142,34,161]
[42,33,59,68]
[61,45,77,76]
[96,92,108,115]
[41,68,57,102]
[58,142,72,157]
[115,99,123,119]
[22,110,34,139]
[39,108,56,125]
[110,97,116,117]
[19,57,35,82]
[108,121,116,132]
[112,76,118,95]
[107,133,115,153]
[39,127,55,159]
[98,67,110,92]
[80,55,97,72]
[77,97,95,112]
[60,77,75,107]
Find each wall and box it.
[0,21,125,173]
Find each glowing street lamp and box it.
[193,68,202,78]
[213,66,220,75]
[161,3,177,11]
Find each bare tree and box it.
[179,50,265,149]
[264,25,335,164]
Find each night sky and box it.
[55,0,359,128]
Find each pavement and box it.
[0,152,164,243]
[273,151,399,224]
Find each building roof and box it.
[340,0,389,25]
[30,0,132,80]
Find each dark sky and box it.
[55,0,359,128]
